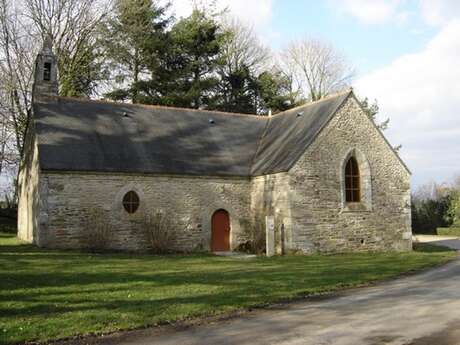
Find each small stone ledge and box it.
[340,202,372,213]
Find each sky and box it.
[172,0,460,188]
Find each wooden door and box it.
[211,210,230,251]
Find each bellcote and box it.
[33,35,58,102]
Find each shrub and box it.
[411,197,450,234]
[445,190,460,227]
[81,208,112,251]
[141,211,177,254]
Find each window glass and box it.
[123,191,139,214]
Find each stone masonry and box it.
[18,39,411,253]
[18,94,412,253]
[286,96,412,253]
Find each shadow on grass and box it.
[413,242,457,253]
[1,231,457,345]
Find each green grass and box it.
[0,233,456,345]
[437,227,460,236]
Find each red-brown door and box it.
[211,209,230,251]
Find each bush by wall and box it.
[80,208,112,251]
[141,211,177,254]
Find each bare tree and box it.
[280,38,354,101]
[0,0,110,205]
[24,0,110,97]
[0,0,35,163]
[218,16,269,76]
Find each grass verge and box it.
[0,233,456,345]
[437,227,460,237]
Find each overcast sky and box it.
[172,0,460,188]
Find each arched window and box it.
[345,157,360,202]
[122,191,140,214]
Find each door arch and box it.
[211,209,230,251]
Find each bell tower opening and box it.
[43,62,52,81]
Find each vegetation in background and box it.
[412,178,460,234]
[102,0,171,104]
[280,38,354,102]
[0,232,456,345]
[0,0,378,202]
[445,189,460,226]
[0,0,111,202]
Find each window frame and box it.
[122,190,140,214]
[345,156,361,203]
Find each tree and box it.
[359,96,403,152]
[280,38,354,101]
[212,17,297,114]
[445,190,460,226]
[213,65,255,113]
[217,17,268,78]
[129,8,224,109]
[25,0,109,97]
[0,0,109,204]
[411,182,451,234]
[212,17,267,113]
[360,97,389,131]
[102,0,171,103]
[0,0,35,163]
[166,9,223,109]
[255,69,300,114]
[444,176,460,227]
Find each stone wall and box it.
[251,173,292,253]
[288,95,411,253]
[38,172,252,251]
[23,94,411,254]
[17,124,41,244]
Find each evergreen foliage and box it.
[102,4,296,114]
[102,0,171,103]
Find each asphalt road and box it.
[414,235,460,250]
[84,254,460,345]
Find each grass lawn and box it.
[437,227,460,237]
[0,233,457,345]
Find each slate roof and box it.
[32,90,353,177]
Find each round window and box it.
[122,191,140,214]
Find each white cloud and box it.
[329,0,403,24]
[170,0,273,32]
[356,20,460,186]
[419,0,460,26]
[330,0,460,27]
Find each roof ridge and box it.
[55,89,352,120]
[271,88,353,118]
[250,89,353,175]
[56,96,269,119]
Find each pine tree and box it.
[167,9,223,109]
[102,0,171,103]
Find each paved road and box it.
[414,235,460,250]
[91,252,460,345]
